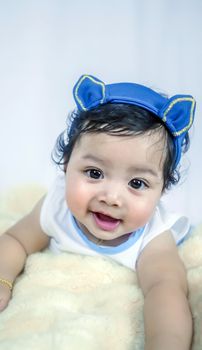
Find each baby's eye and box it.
[129,178,148,190]
[85,168,104,180]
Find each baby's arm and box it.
[0,197,50,311]
[137,231,192,350]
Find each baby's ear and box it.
[73,75,105,111]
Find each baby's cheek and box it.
[65,182,88,213]
[129,200,157,227]
[139,207,155,225]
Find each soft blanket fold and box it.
[0,184,201,349]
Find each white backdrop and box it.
[0,0,201,225]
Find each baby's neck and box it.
[76,220,132,247]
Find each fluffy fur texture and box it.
[0,185,201,350]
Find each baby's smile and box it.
[92,212,121,232]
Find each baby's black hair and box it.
[52,103,189,191]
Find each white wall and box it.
[0,0,201,224]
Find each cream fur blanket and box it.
[0,185,201,350]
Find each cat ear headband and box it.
[73,74,196,166]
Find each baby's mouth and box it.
[92,212,121,231]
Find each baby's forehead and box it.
[77,129,166,148]
[74,131,166,168]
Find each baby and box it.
[0,75,196,350]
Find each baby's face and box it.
[65,132,164,242]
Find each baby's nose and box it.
[98,184,123,207]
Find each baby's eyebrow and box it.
[82,154,105,164]
[128,166,160,178]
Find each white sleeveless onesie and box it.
[40,173,189,270]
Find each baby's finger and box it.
[0,298,9,311]
[0,287,11,311]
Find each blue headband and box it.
[73,74,196,166]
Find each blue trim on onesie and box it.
[71,214,145,255]
[177,225,193,246]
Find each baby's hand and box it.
[0,284,12,311]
